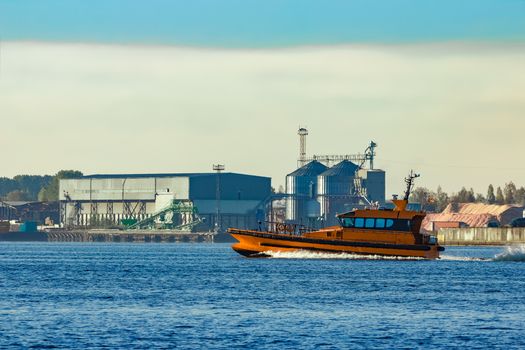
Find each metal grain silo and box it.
[318,160,359,225]
[285,161,328,223]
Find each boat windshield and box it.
[340,217,411,231]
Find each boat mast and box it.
[403,170,420,201]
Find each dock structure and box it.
[46,229,216,243]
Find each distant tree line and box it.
[410,182,525,213]
[0,170,83,202]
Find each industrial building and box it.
[285,128,386,226]
[0,200,59,224]
[59,172,271,231]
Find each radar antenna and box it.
[403,170,420,201]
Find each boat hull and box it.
[230,229,443,259]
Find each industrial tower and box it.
[297,127,309,168]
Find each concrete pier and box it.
[437,227,525,246]
[46,229,215,243]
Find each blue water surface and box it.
[0,243,524,349]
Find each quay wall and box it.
[437,228,525,246]
[46,229,215,243]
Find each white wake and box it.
[439,255,487,262]
[264,246,525,262]
[493,245,525,262]
[264,250,425,260]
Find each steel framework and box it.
[303,141,377,169]
[125,200,203,231]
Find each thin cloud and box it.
[1,41,524,194]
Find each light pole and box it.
[122,178,127,220]
[213,164,225,233]
[63,191,71,229]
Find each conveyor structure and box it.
[125,200,203,231]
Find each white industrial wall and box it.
[60,177,190,202]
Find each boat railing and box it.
[257,221,316,236]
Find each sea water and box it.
[0,243,524,349]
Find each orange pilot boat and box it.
[229,172,444,259]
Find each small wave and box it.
[493,245,525,262]
[265,250,425,260]
[439,255,487,262]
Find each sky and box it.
[1,1,525,195]
[1,0,525,46]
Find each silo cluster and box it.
[285,160,386,226]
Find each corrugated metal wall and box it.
[189,174,271,200]
[285,161,327,222]
[363,170,386,204]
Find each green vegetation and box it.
[0,170,83,202]
[38,170,83,201]
[0,175,52,201]
[410,182,525,212]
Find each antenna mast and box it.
[404,170,420,201]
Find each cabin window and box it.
[340,216,412,232]
[341,218,355,228]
